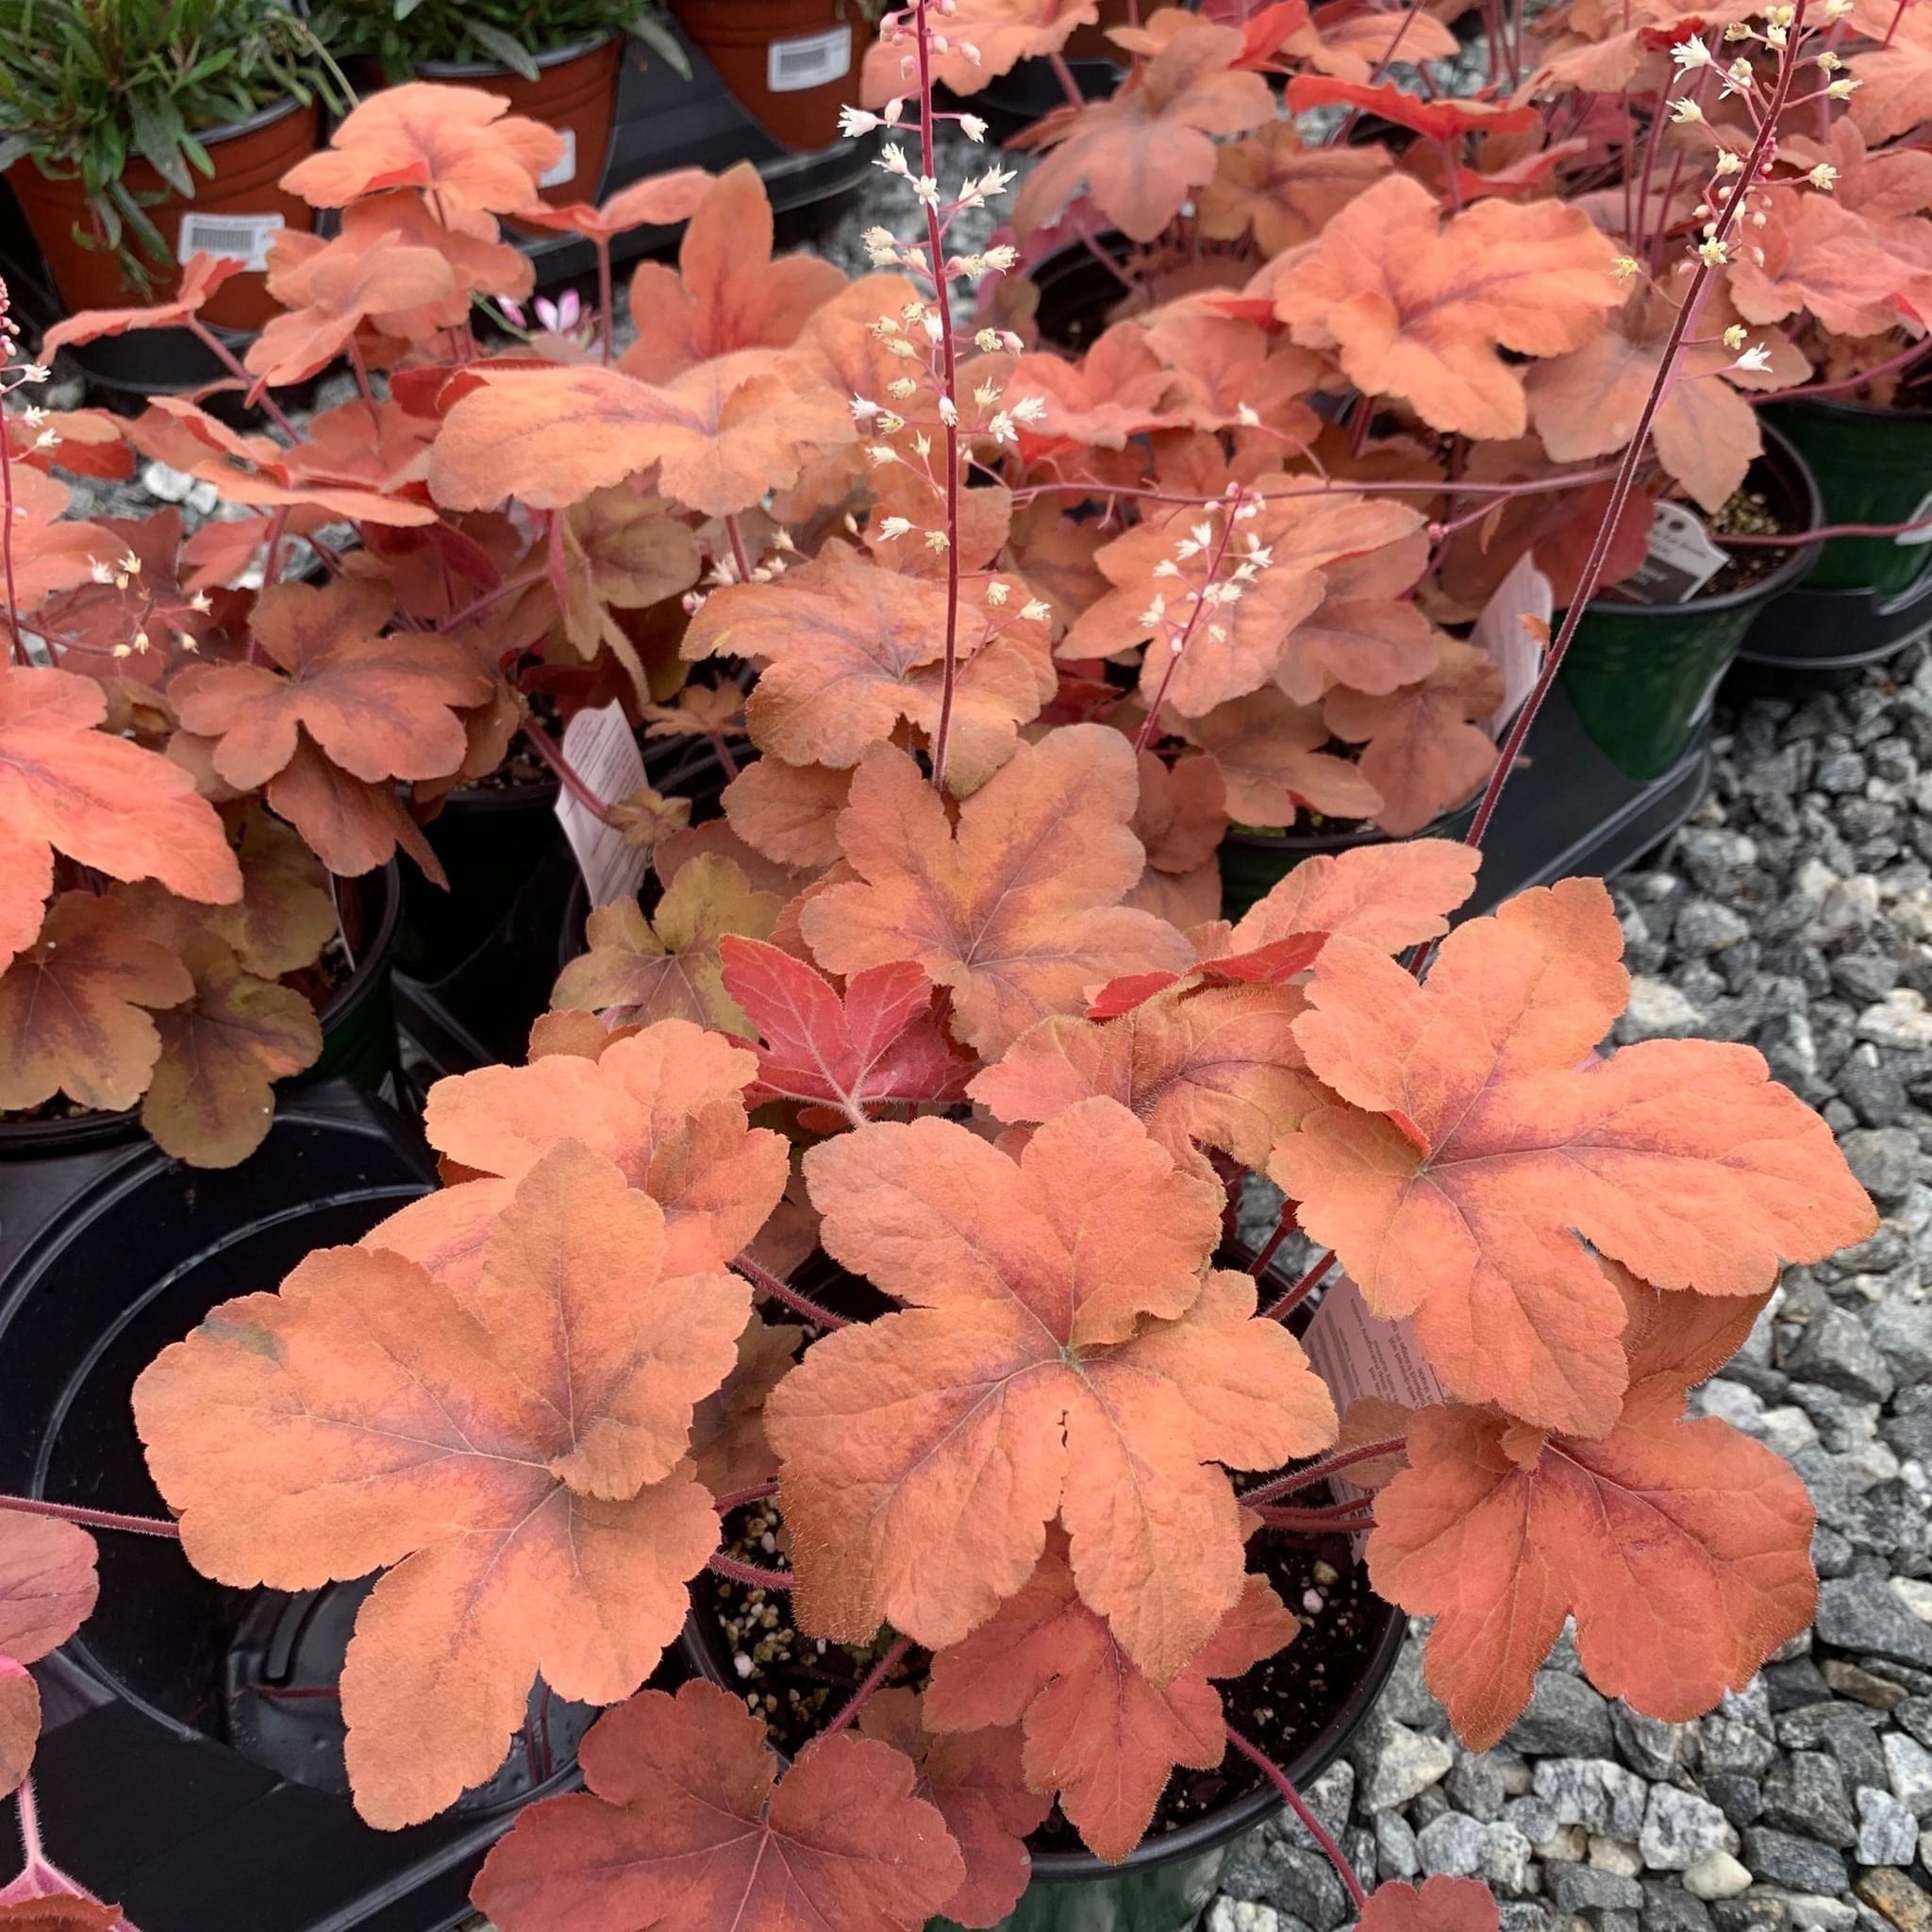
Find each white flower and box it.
[1236,401,1263,426]
[20,405,45,427]
[866,444,898,465]
[938,395,958,426]
[886,337,919,359]
[862,225,894,251]
[1817,47,1843,68]
[974,327,1001,352]
[1139,593,1168,627]
[89,557,114,586]
[1021,598,1050,623]
[1153,559,1181,579]
[882,97,905,126]
[1723,322,1748,349]
[957,40,981,64]
[1612,255,1641,280]
[839,106,880,137]
[191,591,213,613]
[923,308,943,343]
[875,515,913,540]
[1670,96,1705,122]
[1808,162,1839,191]
[888,376,917,400]
[119,551,142,576]
[1673,37,1714,67]
[1714,150,1744,175]
[1733,341,1774,372]
[959,113,988,142]
[32,428,58,452]
[851,394,881,422]
[1824,0,1854,17]
[924,529,949,552]
[1827,75,1862,95]
[1697,236,1730,265]
[986,409,1016,443]
[131,629,150,655]
[986,578,1009,607]
[974,378,1001,408]
[20,363,49,384]
[1008,394,1047,425]
[913,175,940,208]
[876,144,909,175]
[982,243,1019,273]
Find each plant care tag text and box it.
[768,24,852,91]
[1618,500,1729,605]
[1300,1273,1445,1555]
[176,211,284,273]
[554,701,652,908]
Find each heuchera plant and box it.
[2,0,1920,1920]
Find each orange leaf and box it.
[1728,187,1926,340]
[7,469,111,615]
[280,81,563,228]
[473,1679,964,1931]
[403,1017,790,1278]
[428,358,852,520]
[1280,4,1461,82]
[924,1530,1294,1861]
[1013,19,1274,241]
[511,164,714,242]
[0,891,192,1113]
[133,1141,747,1827]
[1273,878,1877,1435]
[1175,687,1385,825]
[141,936,322,1169]
[858,1689,1051,1927]
[721,937,974,1125]
[1370,1335,1816,1749]
[798,728,1193,1058]
[169,577,494,789]
[1359,1877,1502,1932]
[724,758,854,869]
[861,0,1099,99]
[37,252,243,354]
[689,1314,802,1501]
[260,731,449,884]
[1273,173,1624,438]
[0,1663,35,1800]
[768,1100,1337,1677]
[1198,120,1394,255]
[242,237,458,389]
[1284,75,1540,141]
[1323,637,1503,836]
[0,1515,99,1665]
[0,666,241,974]
[1222,838,1481,961]
[618,162,845,384]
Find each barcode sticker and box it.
[554,702,651,909]
[538,128,577,191]
[1298,1273,1443,1557]
[176,210,284,272]
[768,23,852,91]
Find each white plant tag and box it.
[538,129,577,191]
[768,23,852,91]
[1298,1272,1445,1555]
[1618,500,1729,604]
[1895,486,1932,546]
[554,701,650,908]
[176,210,284,272]
[1472,550,1552,736]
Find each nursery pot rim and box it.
[0,859,402,1160]
[1773,388,1932,427]
[414,27,618,79]
[13,92,311,183]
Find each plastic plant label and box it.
[1618,500,1730,604]
[176,211,284,273]
[554,700,652,908]
[1299,1272,1445,1555]
[1895,486,1932,546]
[538,130,578,191]
[1471,549,1552,737]
[768,24,852,91]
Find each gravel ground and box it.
[1216,644,1932,1932]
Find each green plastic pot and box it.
[1769,393,1932,595]
[1220,799,1477,924]
[1558,421,1824,781]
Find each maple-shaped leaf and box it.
[799,728,1193,1059]
[1369,1280,1816,1748]
[552,854,782,1035]
[1359,1877,1502,1932]
[1218,839,1482,967]
[1727,186,1926,341]
[1280,3,1461,80]
[1176,687,1384,826]
[1847,0,1932,144]
[619,162,845,384]
[1284,75,1540,142]
[429,358,852,522]
[281,81,563,226]
[0,891,192,1113]
[37,252,245,354]
[1198,119,1393,255]
[0,666,241,975]
[1324,637,1503,836]
[170,577,494,789]
[243,236,458,389]
[720,937,974,1128]
[768,1100,1337,1678]
[994,326,1194,456]
[1271,173,1624,438]
[684,546,1054,793]
[251,731,449,885]
[972,980,1318,1172]
[399,1017,790,1280]
[689,1315,802,1500]
[550,485,703,702]
[1129,750,1227,927]
[1272,878,1877,1436]
[1527,265,1802,513]
[924,1528,1294,1861]
[724,758,854,869]
[1014,20,1274,241]
[6,469,109,619]
[142,935,322,1168]
[859,1689,1052,1928]
[861,0,1099,99]
[509,163,713,242]
[473,1678,964,1931]
[134,1141,746,1827]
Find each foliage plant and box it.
[0,0,341,283]
[305,0,682,84]
[0,0,1918,1920]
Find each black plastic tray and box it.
[1732,564,1932,684]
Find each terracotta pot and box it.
[417,32,622,209]
[670,0,872,151]
[7,97,320,333]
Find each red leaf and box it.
[720,937,974,1124]
[0,1663,36,1799]
[0,1515,99,1665]
[1284,76,1540,141]
[1359,1877,1503,1932]
[472,1679,964,1932]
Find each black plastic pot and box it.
[1217,678,1712,924]
[1559,423,1824,779]
[945,56,1124,144]
[1028,231,1141,353]
[0,861,401,1192]
[0,1084,635,1928]
[1734,395,1932,679]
